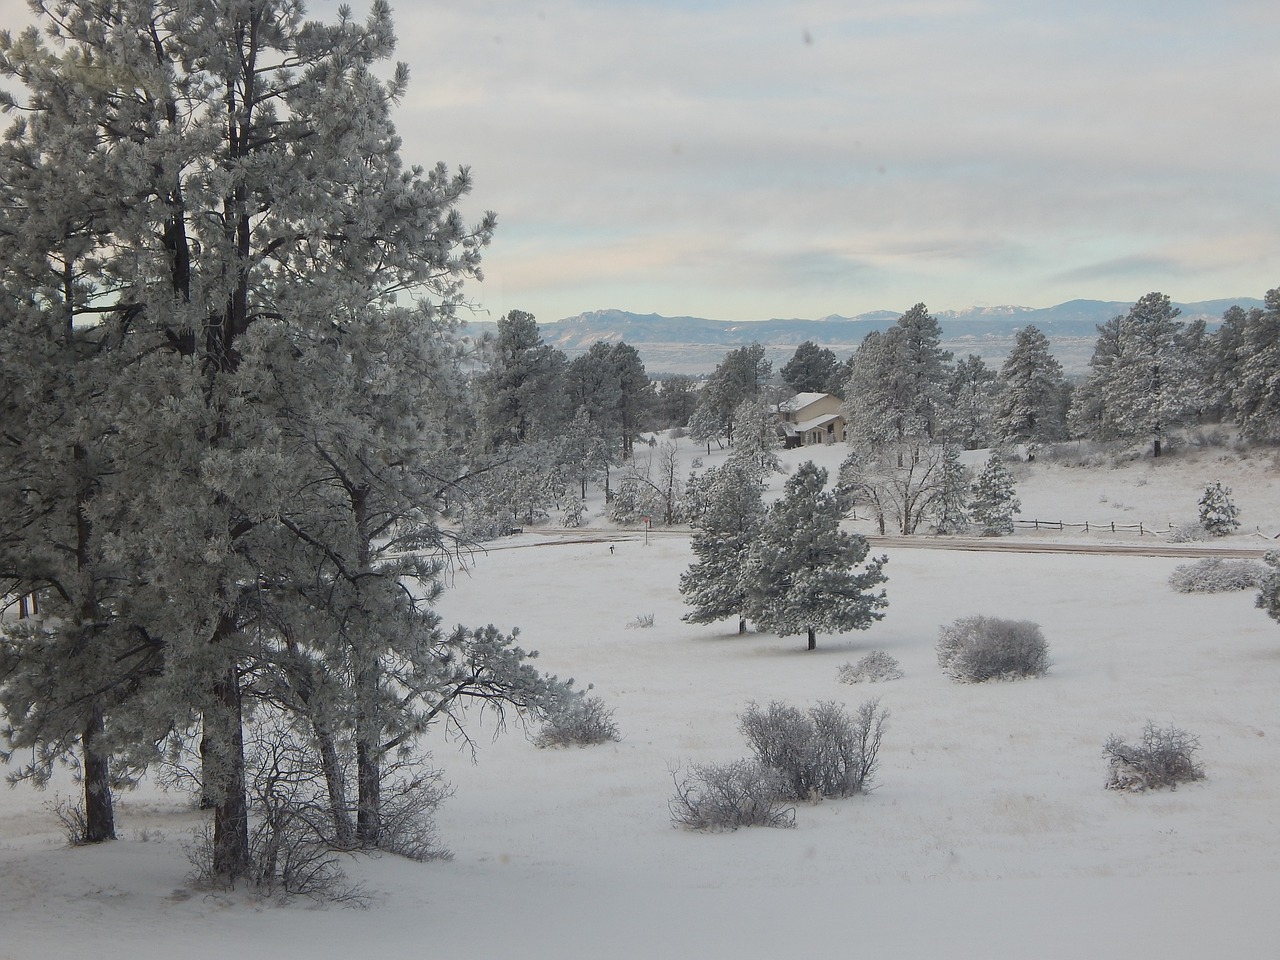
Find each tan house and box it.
[776,392,847,447]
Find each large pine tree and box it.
[679,460,768,634]
[0,0,500,879]
[1070,293,1204,456]
[993,325,1067,446]
[749,462,888,650]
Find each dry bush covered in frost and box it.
[668,760,795,831]
[1104,722,1205,791]
[837,651,904,684]
[533,695,620,748]
[1168,558,1266,593]
[937,615,1050,682]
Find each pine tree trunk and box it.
[738,617,747,635]
[356,739,381,848]
[807,626,816,651]
[209,662,250,880]
[314,720,353,848]
[81,702,115,843]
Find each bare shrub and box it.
[1104,722,1205,791]
[1168,558,1267,594]
[47,795,90,846]
[837,651,904,684]
[937,615,1050,682]
[374,761,453,862]
[738,699,886,799]
[533,695,620,748]
[626,613,655,629]
[668,760,794,831]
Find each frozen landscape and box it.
[3,440,1280,959]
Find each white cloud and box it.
[4,0,1278,319]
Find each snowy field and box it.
[4,441,1280,959]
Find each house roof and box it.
[795,412,843,433]
[779,391,835,413]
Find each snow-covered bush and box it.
[668,760,794,831]
[1166,521,1208,543]
[738,699,886,799]
[626,613,655,629]
[1104,722,1204,791]
[1168,558,1267,593]
[937,615,1050,682]
[837,651,904,684]
[1198,481,1241,536]
[533,696,620,748]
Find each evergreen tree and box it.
[1198,481,1240,537]
[994,326,1067,446]
[691,343,771,447]
[1227,290,1280,441]
[475,310,568,450]
[610,342,654,460]
[749,462,888,650]
[1071,293,1204,456]
[931,446,971,534]
[948,353,998,449]
[679,461,767,635]
[1068,314,1125,440]
[0,0,525,880]
[843,304,953,446]
[654,374,699,429]
[730,398,783,475]
[969,453,1021,536]
[781,341,839,394]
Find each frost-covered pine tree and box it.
[1198,481,1240,537]
[730,398,783,474]
[948,354,998,450]
[1071,293,1205,456]
[679,461,768,634]
[994,325,1067,445]
[0,0,516,879]
[475,310,569,450]
[1227,290,1280,441]
[749,462,888,650]
[843,305,953,446]
[931,446,971,534]
[1258,552,1280,626]
[969,453,1021,536]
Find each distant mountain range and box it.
[462,298,1262,377]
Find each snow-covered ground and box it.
[3,441,1279,959]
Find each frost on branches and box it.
[1197,481,1240,537]
[749,462,889,650]
[0,0,574,886]
[969,453,1021,536]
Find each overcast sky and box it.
[6,0,1279,322]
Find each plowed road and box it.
[491,529,1274,559]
